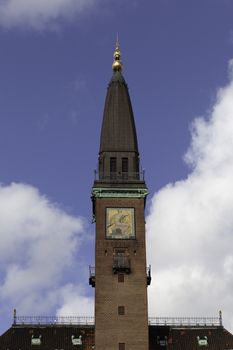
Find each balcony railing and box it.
[94,170,145,182]
[89,265,151,285]
[147,265,151,286]
[89,266,95,287]
[113,256,131,274]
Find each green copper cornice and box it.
[92,187,148,199]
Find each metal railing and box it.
[148,316,222,327]
[147,265,151,286]
[113,256,131,273]
[89,266,96,287]
[94,170,145,182]
[89,265,151,285]
[13,315,222,327]
[14,316,94,325]
[89,266,95,277]
[14,316,222,327]
[147,266,151,278]
[13,307,222,328]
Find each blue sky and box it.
[1,0,233,334]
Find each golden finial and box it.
[112,35,122,72]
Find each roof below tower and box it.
[1,323,233,350]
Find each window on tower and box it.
[110,157,117,178]
[118,306,125,315]
[119,343,125,350]
[118,273,124,283]
[122,157,128,179]
[113,248,131,274]
[135,155,139,173]
[122,157,128,170]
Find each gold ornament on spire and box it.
[112,36,122,72]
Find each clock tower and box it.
[91,41,150,350]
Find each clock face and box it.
[106,208,135,239]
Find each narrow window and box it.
[118,306,125,315]
[136,156,139,171]
[110,157,117,172]
[118,273,124,283]
[122,158,128,173]
[119,343,125,350]
[134,156,140,179]
[110,157,117,179]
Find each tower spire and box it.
[92,45,149,350]
[112,35,122,72]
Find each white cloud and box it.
[147,59,233,333]
[0,0,96,30]
[0,182,90,317]
[56,284,94,317]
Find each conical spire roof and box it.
[99,42,139,153]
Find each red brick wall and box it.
[95,197,149,350]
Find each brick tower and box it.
[91,41,150,350]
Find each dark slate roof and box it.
[149,325,233,350]
[0,324,94,350]
[99,71,139,153]
[1,324,233,350]
[169,326,233,350]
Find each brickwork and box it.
[95,197,149,350]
